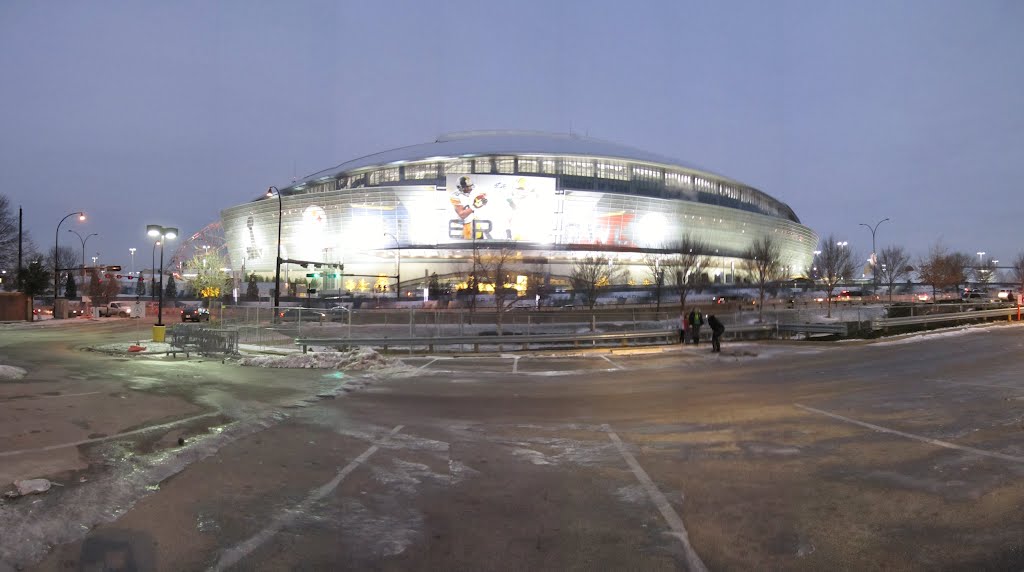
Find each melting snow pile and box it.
[238,347,396,371]
[0,364,27,380]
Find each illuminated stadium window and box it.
[561,158,594,177]
[404,162,439,180]
[369,168,400,186]
[665,172,693,189]
[517,157,538,173]
[541,158,556,174]
[632,166,662,182]
[495,157,515,173]
[473,158,493,173]
[596,160,628,180]
[445,159,472,174]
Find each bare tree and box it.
[1012,253,1024,294]
[663,234,708,312]
[641,254,667,311]
[974,256,998,286]
[46,245,79,296]
[876,245,911,303]
[473,244,544,334]
[742,235,783,322]
[569,255,622,311]
[816,234,857,318]
[186,250,231,308]
[918,244,971,301]
[0,195,20,273]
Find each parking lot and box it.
[5,320,1024,570]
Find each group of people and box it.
[680,308,725,352]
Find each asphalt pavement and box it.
[2,318,1023,571]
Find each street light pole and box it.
[151,241,160,300]
[68,230,98,283]
[147,225,178,328]
[384,232,401,298]
[55,211,85,302]
[129,247,136,276]
[267,186,283,312]
[858,218,889,294]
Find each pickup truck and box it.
[98,302,133,317]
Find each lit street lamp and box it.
[55,212,85,302]
[267,186,284,312]
[147,224,178,328]
[384,232,401,298]
[129,247,136,276]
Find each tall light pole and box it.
[147,225,178,328]
[151,241,160,300]
[55,212,85,302]
[68,230,97,282]
[859,218,889,294]
[129,247,136,277]
[267,186,283,311]
[384,232,401,298]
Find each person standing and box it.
[708,314,725,353]
[688,308,703,345]
[679,311,688,344]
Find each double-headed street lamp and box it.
[147,225,178,327]
[55,212,85,301]
[267,186,284,311]
[859,218,890,293]
[68,229,98,282]
[151,241,160,300]
[384,232,401,298]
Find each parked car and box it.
[277,308,326,322]
[997,289,1017,302]
[181,306,210,322]
[98,302,133,317]
[324,306,351,322]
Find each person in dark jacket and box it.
[688,308,702,345]
[708,314,725,353]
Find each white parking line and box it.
[600,355,625,370]
[209,424,405,572]
[0,411,221,458]
[417,358,439,370]
[794,404,1024,463]
[603,424,708,572]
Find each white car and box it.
[99,302,133,317]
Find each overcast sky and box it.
[2,0,1021,270]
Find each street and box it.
[2,319,1023,570]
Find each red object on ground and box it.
[128,345,146,353]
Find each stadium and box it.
[220,131,818,300]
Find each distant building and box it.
[220,131,818,297]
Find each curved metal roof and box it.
[296,130,735,186]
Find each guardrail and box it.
[776,322,849,336]
[295,323,776,353]
[871,307,1018,330]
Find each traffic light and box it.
[306,273,318,278]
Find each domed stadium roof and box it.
[294,130,735,187]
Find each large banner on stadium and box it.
[438,174,556,242]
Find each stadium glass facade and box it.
[220,132,818,297]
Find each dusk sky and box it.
[2,0,1021,271]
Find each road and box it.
[2,318,1023,571]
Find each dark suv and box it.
[181,306,210,322]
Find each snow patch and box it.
[237,347,406,372]
[0,364,27,380]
